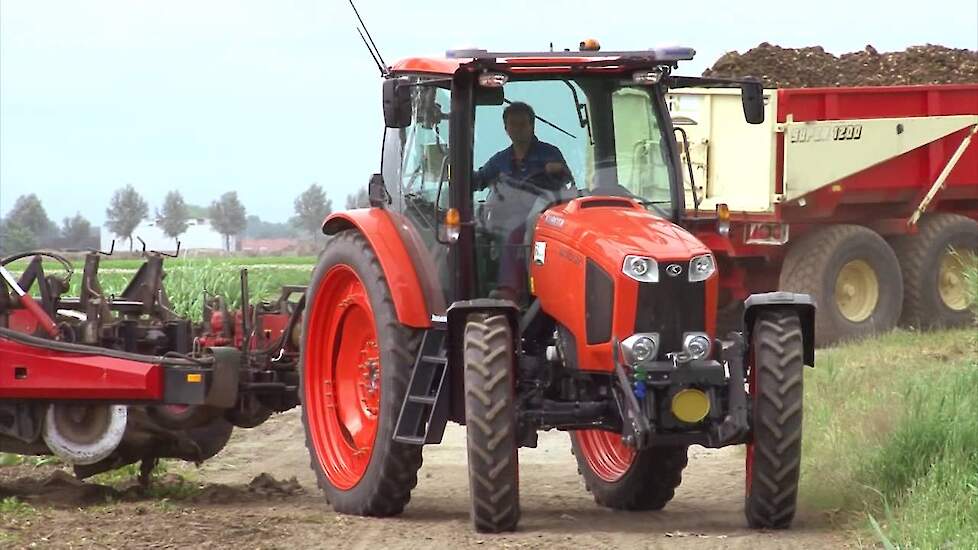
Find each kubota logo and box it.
[666,264,683,277]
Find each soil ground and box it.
[1,410,850,549]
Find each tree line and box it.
[0,184,370,256]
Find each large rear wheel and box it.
[463,314,520,533]
[745,308,804,529]
[571,430,688,510]
[780,224,902,346]
[300,230,423,516]
[893,213,978,329]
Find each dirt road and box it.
[2,410,848,549]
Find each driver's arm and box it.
[474,151,504,191]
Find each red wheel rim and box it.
[575,430,637,483]
[304,264,382,490]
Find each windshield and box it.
[473,77,676,215]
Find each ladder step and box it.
[408,395,436,405]
[393,434,425,445]
[420,355,447,365]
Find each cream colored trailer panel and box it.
[665,88,779,213]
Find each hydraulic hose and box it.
[0,326,211,367]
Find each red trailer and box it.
[668,84,978,344]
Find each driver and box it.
[476,102,568,190]
[475,102,570,303]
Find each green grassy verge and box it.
[802,324,978,548]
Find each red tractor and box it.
[299,45,816,532]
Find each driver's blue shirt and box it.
[476,137,566,188]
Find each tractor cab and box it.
[308,44,811,535]
[376,46,764,306]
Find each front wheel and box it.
[745,308,805,529]
[571,430,688,510]
[299,230,423,517]
[463,314,520,533]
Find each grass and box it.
[801,324,978,548]
[89,459,203,500]
[0,497,35,517]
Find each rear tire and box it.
[892,213,978,329]
[463,314,520,533]
[300,230,423,517]
[745,309,804,529]
[779,224,902,346]
[570,431,688,510]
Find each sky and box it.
[1,0,976,227]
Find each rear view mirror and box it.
[475,86,504,106]
[383,78,412,128]
[741,79,765,124]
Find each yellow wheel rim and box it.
[938,250,972,311]
[835,260,879,323]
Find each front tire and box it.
[300,230,423,517]
[745,309,804,529]
[463,314,520,533]
[571,430,688,510]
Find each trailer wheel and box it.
[300,229,423,517]
[463,314,520,533]
[893,214,978,329]
[571,431,687,510]
[779,224,902,346]
[745,308,804,529]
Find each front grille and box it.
[635,262,705,358]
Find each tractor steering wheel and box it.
[0,251,74,293]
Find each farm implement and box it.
[2,42,818,532]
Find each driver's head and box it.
[503,102,535,148]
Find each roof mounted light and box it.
[632,67,666,84]
[478,72,508,87]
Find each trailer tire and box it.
[570,434,688,511]
[300,229,423,517]
[745,308,804,529]
[779,225,902,346]
[892,214,978,329]
[463,314,520,533]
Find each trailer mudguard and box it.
[322,209,436,329]
[743,292,816,366]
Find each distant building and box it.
[240,238,297,254]
[101,218,235,253]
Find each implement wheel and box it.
[893,213,978,329]
[463,314,520,533]
[745,308,804,529]
[780,224,902,346]
[571,430,687,510]
[300,230,423,516]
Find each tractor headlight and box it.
[621,333,660,364]
[623,255,658,283]
[688,254,715,282]
[682,332,712,360]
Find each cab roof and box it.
[389,47,696,76]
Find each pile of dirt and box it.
[703,43,978,87]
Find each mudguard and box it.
[743,292,816,366]
[323,209,440,329]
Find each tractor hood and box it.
[536,197,711,267]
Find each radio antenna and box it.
[349,0,388,76]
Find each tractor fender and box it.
[743,292,816,367]
[322,210,440,329]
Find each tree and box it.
[105,184,148,251]
[292,183,332,237]
[5,194,57,244]
[158,191,190,244]
[209,191,247,251]
[345,187,370,210]
[61,213,92,249]
[0,219,37,256]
